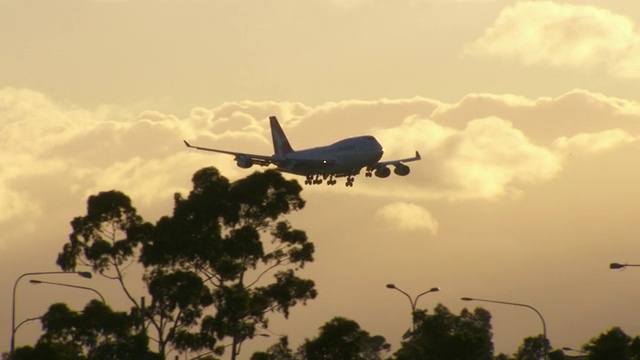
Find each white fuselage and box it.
[275,136,384,177]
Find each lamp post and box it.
[30,279,106,303]
[14,316,42,336]
[610,262,640,269]
[462,297,548,360]
[11,271,92,355]
[386,284,440,332]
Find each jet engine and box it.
[375,166,391,178]
[394,163,410,176]
[236,157,254,169]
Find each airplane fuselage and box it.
[275,136,384,176]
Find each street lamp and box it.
[30,279,106,303]
[386,284,440,331]
[11,271,92,355]
[610,262,640,269]
[462,297,548,360]
[14,316,42,336]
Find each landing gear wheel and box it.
[326,175,337,186]
[365,167,373,177]
[345,176,355,187]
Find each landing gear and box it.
[306,174,336,185]
[365,167,373,177]
[305,175,324,185]
[345,176,355,187]
[305,174,354,187]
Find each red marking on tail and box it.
[270,116,294,155]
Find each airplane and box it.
[183,116,421,187]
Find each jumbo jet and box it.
[183,116,421,187]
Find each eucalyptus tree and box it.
[297,317,390,360]
[54,167,316,359]
[583,327,640,360]
[393,304,494,360]
[251,317,390,360]
[513,335,551,360]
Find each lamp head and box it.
[386,284,396,289]
[29,280,43,284]
[430,287,440,292]
[610,263,626,270]
[461,297,474,301]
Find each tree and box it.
[514,335,551,360]
[250,336,296,360]
[495,354,513,360]
[53,167,316,359]
[548,349,568,360]
[583,327,640,360]
[296,317,390,360]
[11,300,160,360]
[393,303,494,360]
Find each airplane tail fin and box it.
[270,116,294,156]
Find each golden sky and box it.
[2,0,640,357]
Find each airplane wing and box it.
[375,151,421,167]
[183,140,275,167]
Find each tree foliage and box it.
[393,303,494,360]
[513,335,551,360]
[251,317,390,360]
[297,317,390,360]
[48,167,316,359]
[12,300,159,360]
[250,336,296,360]
[583,327,640,360]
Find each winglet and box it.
[416,151,421,160]
[183,140,192,148]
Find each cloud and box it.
[1,86,639,248]
[330,0,497,7]
[425,89,640,144]
[465,1,640,78]
[442,116,561,199]
[554,129,637,154]
[373,115,561,200]
[375,202,439,233]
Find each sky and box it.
[2,0,640,358]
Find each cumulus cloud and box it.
[1,86,639,247]
[375,202,439,233]
[422,89,640,144]
[465,1,640,78]
[374,116,562,200]
[554,129,637,154]
[443,116,561,198]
